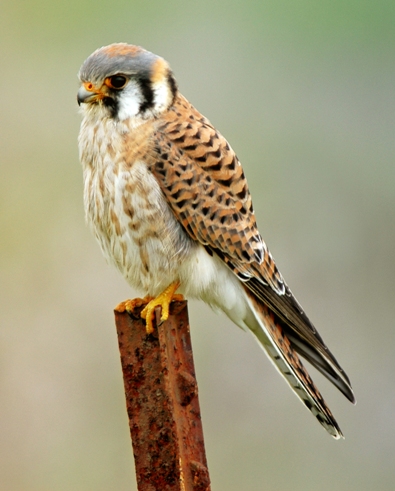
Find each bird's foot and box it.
[140,281,184,334]
[114,296,153,314]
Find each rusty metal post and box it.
[114,300,211,491]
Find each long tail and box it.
[243,287,345,439]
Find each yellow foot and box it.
[140,282,184,334]
[114,296,153,314]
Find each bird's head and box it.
[77,43,177,121]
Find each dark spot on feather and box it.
[218,176,233,187]
[129,221,140,231]
[227,157,236,170]
[220,215,226,224]
[125,208,134,219]
[241,250,250,261]
[172,134,185,143]
[184,222,194,235]
[176,198,188,209]
[208,161,222,171]
[171,189,181,200]
[254,249,263,263]
[232,213,239,222]
[202,206,210,216]
[191,202,199,210]
[204,245,213,256]
[304,400,313,410]
[185,177,194,186]
[196,155,206,162]
[183,144,197,151]
[237,186,247,200]
[161,152,168,160]
[211,148,221,159]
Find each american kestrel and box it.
[77,43,354,439]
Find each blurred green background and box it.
[1,0,394,489]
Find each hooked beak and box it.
[77,83,105,105]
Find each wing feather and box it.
[150,93,354,408]
[152,94,284,293]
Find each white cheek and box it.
[152,81,171,113]
[117,81,143,120]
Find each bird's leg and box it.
[140,281,184,334]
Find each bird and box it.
[77,43,355,439]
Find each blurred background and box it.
[1,1,394,489]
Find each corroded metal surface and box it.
[114,300,211,491]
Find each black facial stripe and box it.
[138,77,154,113]
[167,72,178,104]
[102,96,119,119]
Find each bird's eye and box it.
[106,75,127,89]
